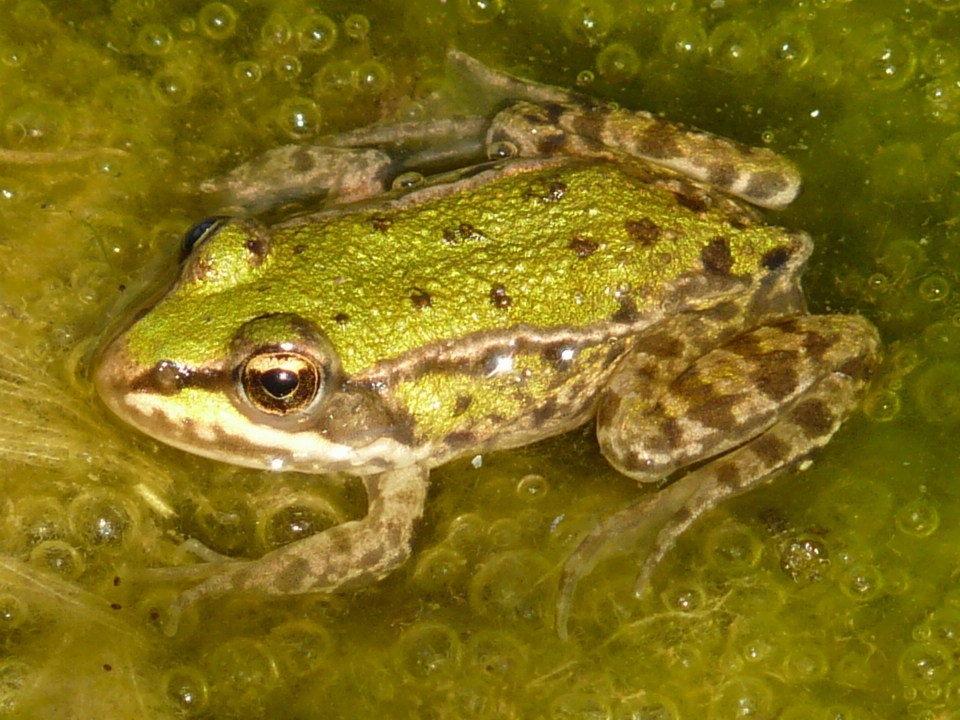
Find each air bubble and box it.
[516,474,548,500]
[660,581,705,612]
[839,563,884,601]
[861,32,917,92]
[260,496,340,550]
[0,595,29,635]
[862,389,900,422]
[232,60,263,87]
[412,545,468,593]
[764,19,813,73]
[276,96,321,140]
[899,642,953,692]
[661,13,707,62]
[185,492,256,556]
[314,59,358,94]
[896,498,939,537]
[198,3,236,40]
[163,666,209,715]
[915,362,960,423]
[708,20,760,73]
[205,638,280,704]
[469,551,549,621]
[151,70,193,106]
[296,14,337,54]
[269,620,333,678]
[261,11,292,51]
[922,39,959,77]
[29,540,83,579]
[357,60,389,94]
[344,14,370,40]
[563,0,614,46]
[137,24,173,55]
[779,534,829,586]
[705,521,762,576]
[595,42,640,82]
[395,623,462,679]
[68,490,135,547]
[458,0,503,24]
[709,676,774,720]
[920,275,950,302]
[273,54,301,81]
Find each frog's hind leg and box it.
[557,314,880,639]
[160,465,429,636]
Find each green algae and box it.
[0,0,958,717]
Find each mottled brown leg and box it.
[164,465,429,635]
[557,315,879,639]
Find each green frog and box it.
[94,51,880,636]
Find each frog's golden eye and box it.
[240,351,323,415]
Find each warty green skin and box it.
[94,62,881,636]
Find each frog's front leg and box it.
[165,464,429,635]
[557,314,880,638]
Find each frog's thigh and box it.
[172,465,429,620]
[598,315,879,482]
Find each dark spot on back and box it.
[701,237,734,275]
[611,294,639,323]
[791,398,835,438]
[334,312,350,327]
[674,188,710,214]
[453,395,473,416]
[489,284,512,309]
[624,217,662,246]
[292,244,306,255]
[568,236,599,258]
[372,216,392,233]
[245,238,267,260]
[410,288,432,310]
[762,246,793,272]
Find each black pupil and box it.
[181,216,225,257]
[261,368,299,399]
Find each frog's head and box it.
[94,218,417,474]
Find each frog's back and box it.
[266,160,808,376]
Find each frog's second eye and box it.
[181,216,228,258]
[240,351,323,416]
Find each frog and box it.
[93,50,880,637]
